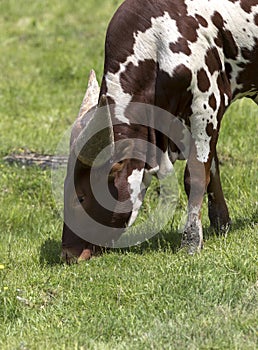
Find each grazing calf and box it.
[62,0,258,262]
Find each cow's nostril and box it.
[78,248,92,261]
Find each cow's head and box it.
[62,70,148,263]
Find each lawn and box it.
[0,1,257,349]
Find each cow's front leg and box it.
[207,151,231,234]
[182,154,209,253]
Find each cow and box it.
[61,0,258,263]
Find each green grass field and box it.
[0,1,257,349]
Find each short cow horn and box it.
[78,69,100,119]
[75,94,115,167]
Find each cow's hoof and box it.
[181,226,203,254]
[181,239,203,255]
[210,218,232,235]
[181,214,203,254]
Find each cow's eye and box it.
[73,195,85,207]
[78,195,85,203]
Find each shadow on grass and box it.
[119,201,256,256]
[118,226,182,255]
[39,239,62,266]
[39,210,257,264]
[39,229,182,265]
[203,208,258,241]
[231,210,258,230]
[126,209,257,255]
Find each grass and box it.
[0,0,257,349]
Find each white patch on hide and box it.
[124,12,182,75]
[127,168,144,226]
[143,166,159,187]
[105,72,131,124]
[158,151,174,179]
[224,93,229,107]
[190,118,211,163]
[210,157,216,176]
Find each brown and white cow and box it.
[62,0,258,262]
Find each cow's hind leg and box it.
[207,151,231,234]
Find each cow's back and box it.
[102,0,258,162]
[104,0,258,102]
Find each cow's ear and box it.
[108,160,126,180]
[78,69,100,119]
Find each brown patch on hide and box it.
[222,30,239,59]
[209,93,217,111]
[155,64,193,118]
[177,15,199,42]
[225,62,233,80]
[236,38,258,95]
[211,11,239,60]
[240,0,258,13]
[255,13,258,26]
[120,59,157,97]
[195,14,208,27]
[211,11,225,29]
[170,37,191,55]
[205,47,223,75]
[206,122,214,137]
[197,68,210,92]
